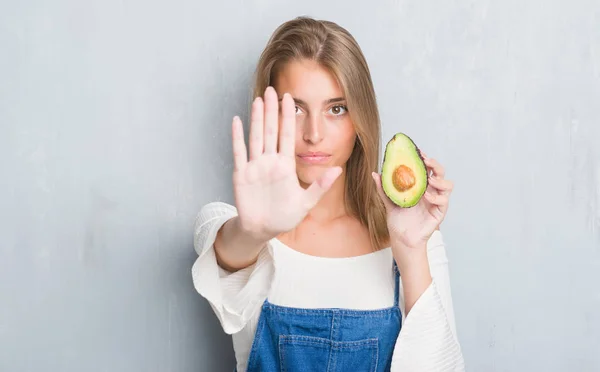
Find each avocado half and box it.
[381,133,428,208]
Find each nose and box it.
[302,114,324,144]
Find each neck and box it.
[300,167,348,222]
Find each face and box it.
[274,59,357,187]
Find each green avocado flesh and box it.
[381,133,428,208]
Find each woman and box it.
[192,16,465,371]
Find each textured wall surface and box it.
[1,0,599,371]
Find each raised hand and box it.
[372,153,454,249]
[231,86,342,241]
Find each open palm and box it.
[230,86,342,240]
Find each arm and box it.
[372,154,464,370]
[191,201,276,335]
[214,216,272,272]
[373,154,450,316]
[391,232,464,371]
[192,87,341,335]
[392,243,432,315]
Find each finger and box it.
[424,191,449,211]
[371,172,395,211]
[232,116,247,171]
[424,191,448,223]
[423,156,445,179]
[279,92,296,158]
[427,176,453,194]
[303,166,343,210]
[249,96,264,160]
[263,86,279,154]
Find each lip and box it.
[297,152,331,164]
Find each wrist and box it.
[391,238,427,258]
[391,242,430,277]
[234,216,276,245]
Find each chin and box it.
[296,165,329,187]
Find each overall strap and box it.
[393,260,400,307]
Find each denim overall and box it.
[244,262,402,372]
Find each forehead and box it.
[274,59,344,102]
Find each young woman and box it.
[192,16,465,372]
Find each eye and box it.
[295,105,303,115]
[328,105,347,116]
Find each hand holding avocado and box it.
[372,133,454,250]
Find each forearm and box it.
[392,242,432,314]
[214,216,272,272]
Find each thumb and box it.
[303,166,343,210]
[372,172,394,211]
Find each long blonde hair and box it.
[251,16,389,251]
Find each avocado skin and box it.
[380,133,429,208]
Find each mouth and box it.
[297,152,331,164]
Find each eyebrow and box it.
[278,97,346,105]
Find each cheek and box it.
[334,120,357,157]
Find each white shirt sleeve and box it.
[190,201,275,335]
[391,231,466,371]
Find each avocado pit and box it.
[392,164,415,192]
